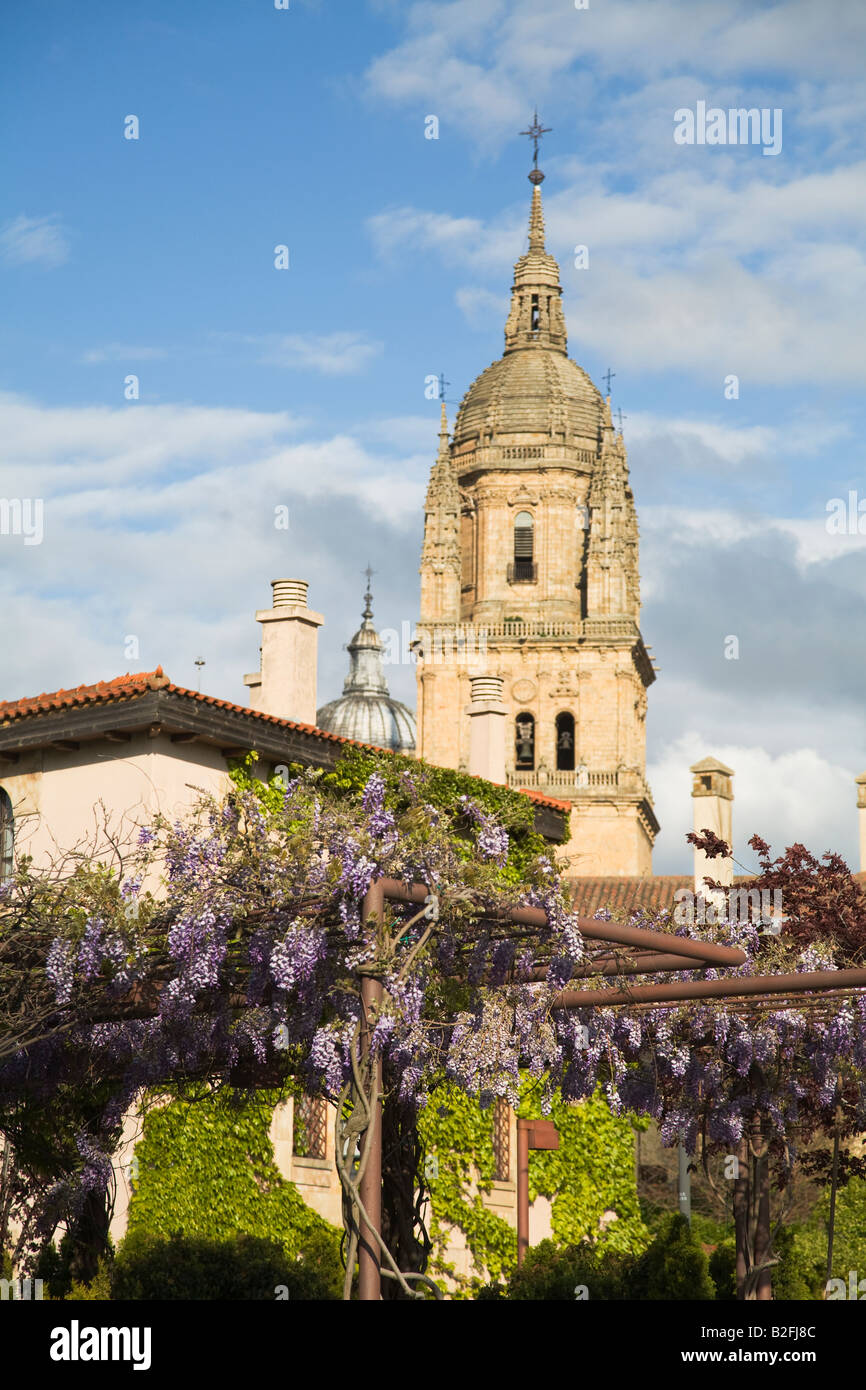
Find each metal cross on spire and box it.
[437,371,450,403]
[520,108,552,184]
[603,367,616,397]
[615,407,628,434]
[362,564,375,619]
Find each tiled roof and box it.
[571,872,866,915]
[0,667,350,747]
[0,668,571,814]
[569,875,692,917]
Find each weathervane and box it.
[520,108,551,184]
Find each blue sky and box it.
[2,0,865,873]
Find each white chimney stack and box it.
[690,756,734,908]
[856,772,866,873]
[244,579,324,725]
[466,675,507,784]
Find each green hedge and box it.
[112,1230,336,1301]
[484,1213,716,1300]
[126,1087,343,1298]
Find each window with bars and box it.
[492,1098,511,1181]
[511,511,535,581]
[293,1093,328,1160]
[0,789,12,883]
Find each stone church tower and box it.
[416,171,658,877]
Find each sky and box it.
[1,0,865,874]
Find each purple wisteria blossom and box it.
[10,763,866,1273]
[458,796,509,866]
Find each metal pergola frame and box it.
[356,877,866,1299]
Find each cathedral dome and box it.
[317,691,416,753]
[316,577,416,755]
[453,350,604,450]
[451,179,605,461]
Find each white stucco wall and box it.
[0,735,234,877]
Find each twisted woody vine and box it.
[1,748,865,1298]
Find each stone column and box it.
[690,757,734,913]
[466,675,507,784]
[244,579,324,725]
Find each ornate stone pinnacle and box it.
[528,185,545,251]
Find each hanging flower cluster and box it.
[4,768,866,1263]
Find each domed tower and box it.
[416,147,658,876]
[318,575,416,754]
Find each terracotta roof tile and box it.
[0,668,571,815]
[0,668,385,752]
[572,872,866,914]
[569,875,692,917]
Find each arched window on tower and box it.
[510,512,535,582]
[555,712,575,773]
[530,293,540,332]
[0,788,13,883]
[515,714,535,772]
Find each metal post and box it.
[517,1121,529,1266]
[516,1118,557,1267]
[755,1149,772,1301]
[747,1112,773,1302]
[677,1141,691,1224]
[827,1079,842,1285]
[733,1135,750,1299]
[358,883,384,1301]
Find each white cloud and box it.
[0,394,425,521]
[649,733,859,875]
[0,394,300,475]
[638,501,866,576]
[356,415,440,450]
[367,159,866,383]
[455,286,508,328]
[0,394,428,715]
[0,215,69,269]
[626,413,777,466]
[250,331,383,375]
[81,345,167,364]
[365,0,866,149]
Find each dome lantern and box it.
[316,571,417,754]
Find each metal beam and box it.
[358,882,385,1302]
[553,966,866,1009]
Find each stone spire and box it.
[528,183,546,251]
[585,407,640,620]
[503,183,567,355]
[419,401,461,624]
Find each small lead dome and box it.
[316,577,417,754]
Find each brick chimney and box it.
[466,675,507,784]
[244,579,324,725]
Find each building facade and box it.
[416,175,659,877]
